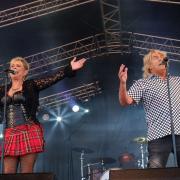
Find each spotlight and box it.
[84,109,89,113]
[72,105,80,112]
[42,113,50,121]
[0,133,3,139]
[56,116,62,122]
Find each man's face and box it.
[149,51,166,73]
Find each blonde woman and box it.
[118,49,180,168]
[0,56,86,173]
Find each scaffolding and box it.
[145,0,180,4]
[0,0,96,28]
[100,0,123,53]
[39,81,102,109]
[0,0,179,109]
[123,32,180,62]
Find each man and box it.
[118,49,180,168]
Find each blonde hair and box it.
[10,57,30,71]
[142,49,167,78]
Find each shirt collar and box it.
[147,74,169,81]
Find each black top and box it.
[1,91,25,105]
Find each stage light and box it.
[56,116,62,122]
[0,133,3,139]
[72,105,80,112]
[42,113,50,121]
[84,109,89,113]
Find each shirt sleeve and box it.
[33,65,76,91]
[128,79,144,104]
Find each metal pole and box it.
[80,151,85,180]
[166,61,178,167]
[0,73,8,173]
[140,144,145,169]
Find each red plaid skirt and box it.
[1,123,45,156]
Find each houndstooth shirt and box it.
[128,75,180,141]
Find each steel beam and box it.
[0,0,96,28]
[39,81,101,109]
[145,0,180,4]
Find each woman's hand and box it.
[71,57,86,70]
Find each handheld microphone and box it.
[4,69,17,74]
[160,57,168,65]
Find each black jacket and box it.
[0,65,75,123]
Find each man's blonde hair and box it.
[142,49,167,78]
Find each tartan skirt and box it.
[1,123,45,156]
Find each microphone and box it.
[160,57,168,65]
[4,69,17,74]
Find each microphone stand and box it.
[0,72,9,173]
[166,61,178,167]
[65,112,92,180]
[67,135,74,180]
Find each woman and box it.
[0,56,86,173]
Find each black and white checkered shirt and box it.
[128,75,180,141]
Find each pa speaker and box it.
[110,168,180,180]
[0,173,54,180]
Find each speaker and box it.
[0,173,55,180]
[110,168,180,180]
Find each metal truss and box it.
[1,31,179,81]
[26,33,107,78]
[0,33,107,81]
[0,31,179,80]
[99,0,180,59]
[100,0,122,53]
[0,32,128,83]
[39,81,102,109]
[145,0,180,4]
[25,32,127,78]
[122,32,180,62]
[0,0,96,28]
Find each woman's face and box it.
[9,60,28,80]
